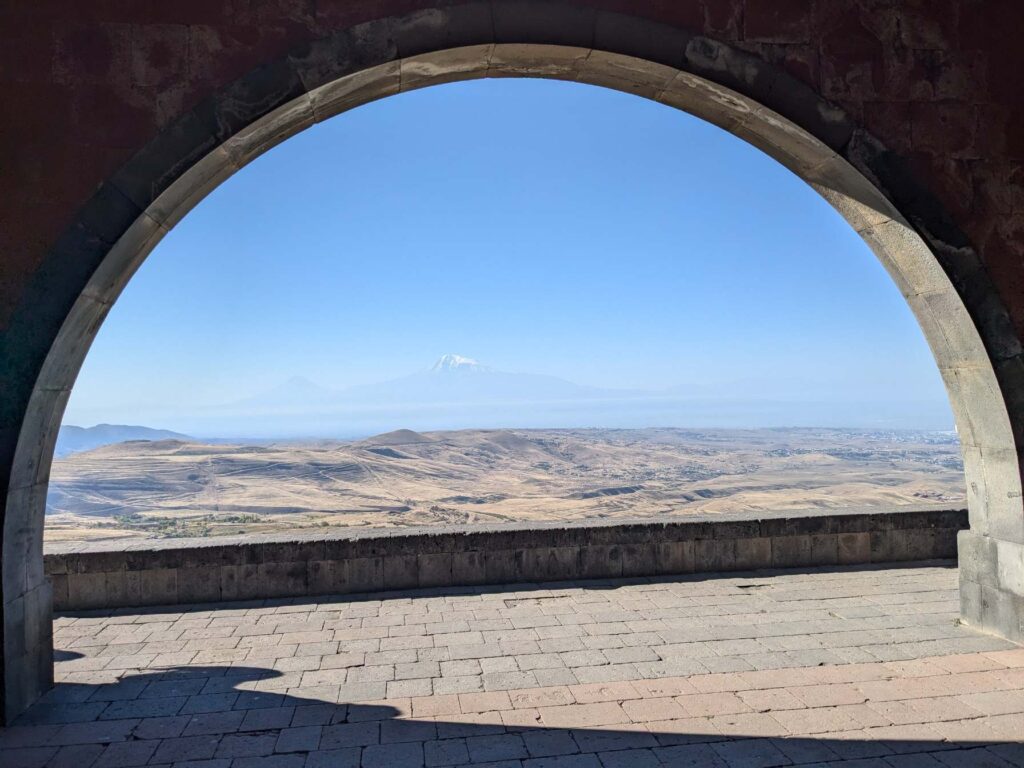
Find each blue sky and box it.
[63,78,952,435]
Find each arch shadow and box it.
[4,662,1022,767]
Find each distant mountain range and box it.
[55,424,191,457]
[234,354,637,413]
[58,355,956,443]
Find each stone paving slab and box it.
[3,563,1024,766]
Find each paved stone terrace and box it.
[4,562,1024,767]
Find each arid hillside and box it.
[45,427,965,542]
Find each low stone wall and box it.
[44,507,968,611]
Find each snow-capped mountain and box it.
[117,354,957,438]
[429,354,493,373]
[341,354,622,405]
[233,355,631,413]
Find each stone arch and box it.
[2,5,1021,720]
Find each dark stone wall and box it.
[45,508,968,611]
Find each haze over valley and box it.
[48,355,964,543]
[46,425,964,542]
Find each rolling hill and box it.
[45,426,965,542]
[55,424,191,457]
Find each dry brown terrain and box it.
[44,427,966,542]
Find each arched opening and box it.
[51,77,960,537]
[3,33,1020,719]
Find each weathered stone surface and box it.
[45,508,966,612]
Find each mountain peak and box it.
[430,354,490,373]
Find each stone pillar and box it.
[2,579,53,724]
[956,394,1024,642]
[3,439,57,723]
[960,518,1024,643]
[1,364,67,723]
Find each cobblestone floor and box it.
[3,562,1024,766]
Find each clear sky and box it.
[63,78,953,435]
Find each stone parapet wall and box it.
[45,507,968,611]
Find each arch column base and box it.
[959,530,1024,643]
[2,580,53,724]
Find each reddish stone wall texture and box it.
[0,0,1021,344]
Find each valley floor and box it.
[45,427,965,542]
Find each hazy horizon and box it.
[62,78,953,437]
[60,351,956,440]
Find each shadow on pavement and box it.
[1,664,1022,767]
